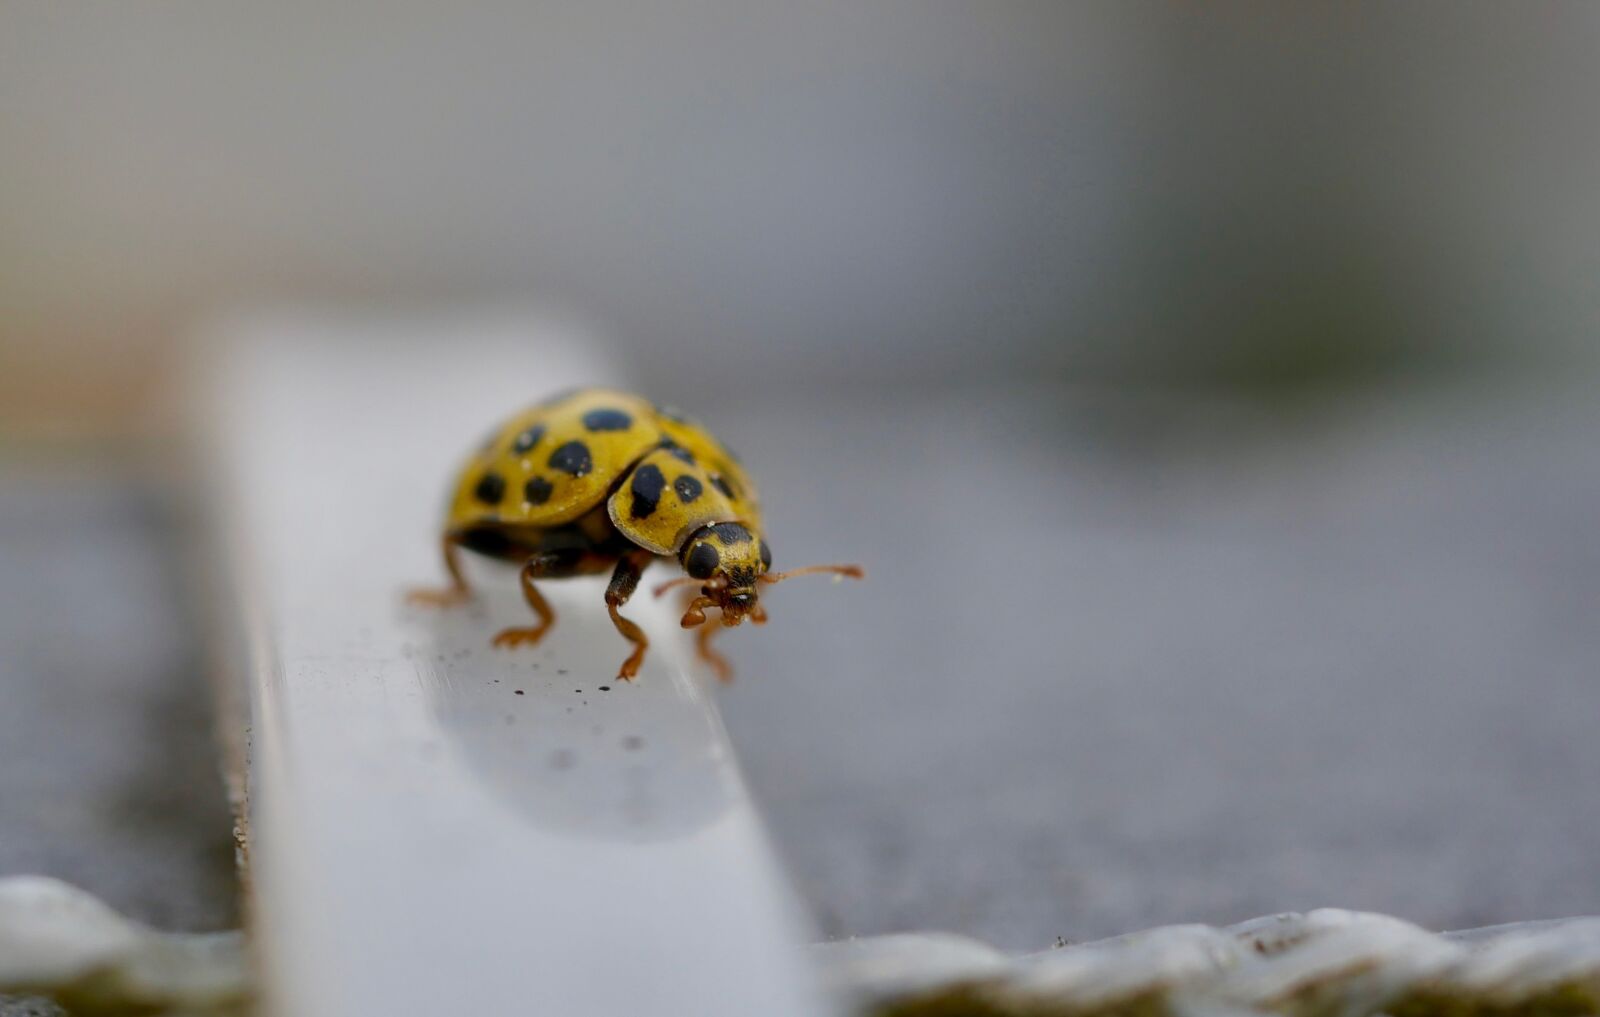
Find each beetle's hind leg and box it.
[605,550,656,681]
[407,532,474,607]
[491,553,562,648]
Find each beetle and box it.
[408,388,862,681]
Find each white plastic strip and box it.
[203,313,831,1017]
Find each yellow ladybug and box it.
[409,388,863,682]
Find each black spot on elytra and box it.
[512,424,545,454]
[710,474,737,500]
[759,539,772,570]
[629,464,666,519]
[583,408,634,432]
[524,476,554,505]
[686,542,720,579]
[660,438,696,464]
[674,475,703,503]
[474,471,506,505]
[548,441,592,477]
[710,522,751,546]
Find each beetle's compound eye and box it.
[686,542,721,580]
[759,539,772,571]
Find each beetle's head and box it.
[656,522,864,634]
[677,522,769,626]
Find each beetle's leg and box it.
[677,590,736,682]
[491,553,563,648]
[407,532,473,606]
[605,550,656,681]
[678,595,715,628]
[695,620,735,684]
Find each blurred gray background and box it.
[1,3,1598,951]
[4,3,1598,401]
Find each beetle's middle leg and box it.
[605,550,657,681]
[406,532,474,607]
[491,553,566,648]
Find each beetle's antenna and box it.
[758,563,865,586]
[653,576,698,598]
[653,575,727,599]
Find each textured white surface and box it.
[0,875,247,1013]
[816,910,1600,1016]
[206,314,830,1017]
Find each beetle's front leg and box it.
[695,620,735,684]
[605,550,657,681]
[677,591,736,683]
